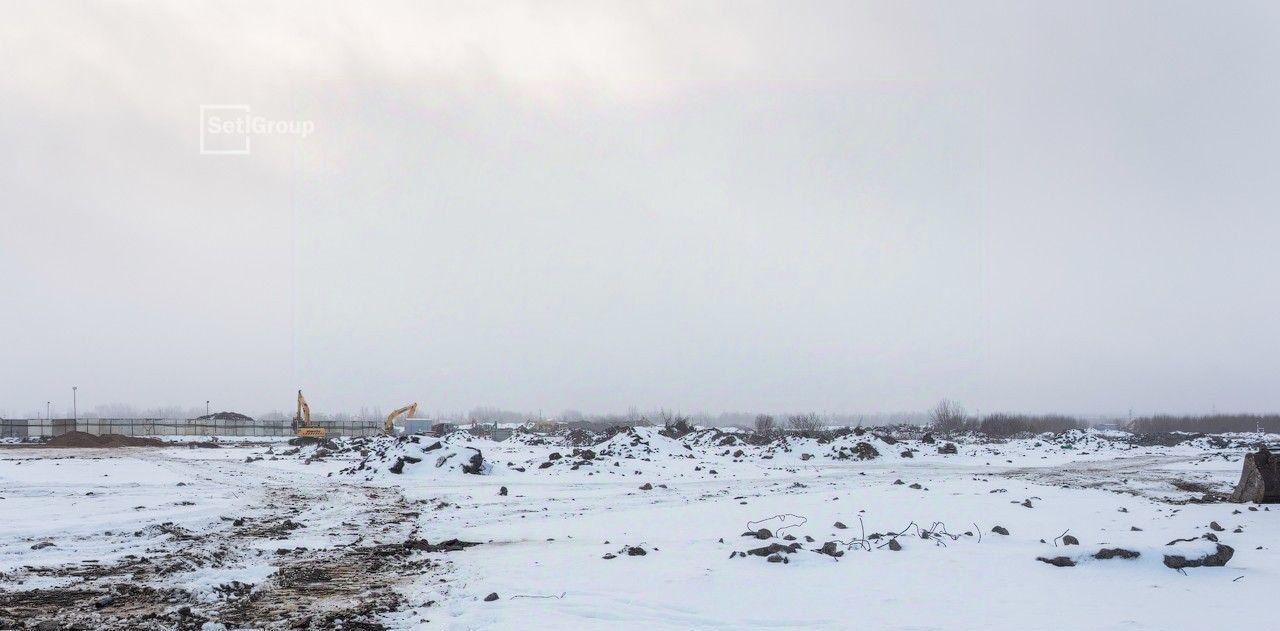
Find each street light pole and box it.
[206,400,210,417]
[72,387,78,422]
[46,401,50,420]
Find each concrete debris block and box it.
[834,521,848,529]
[938,443,958,455]
[816,541,844,557]
[748,542,802,557]
[1037,556,1075,567]
[484,593,499,602]
[1061,535,1079,546]
[639,483,653,490]
[755,529,772,540]
[1209,521,1224,532]
[991,526,1010,536]
[1164,544,1234,569]
[1093,548,1140,560]
[498,486,508,496]
[1230,447,1280,503]
[887,539,902,551]
[461,450,486,475]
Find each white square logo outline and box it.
[200,104,252,155]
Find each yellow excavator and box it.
[292,390,327,438]
[384,402,418,435]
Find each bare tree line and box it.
[8,400,1278,436]
[1129,414,1280,434]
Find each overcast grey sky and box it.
[2,1,1279,418]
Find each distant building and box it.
[401,418,434,435]
[468,423,514,442]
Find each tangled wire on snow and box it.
[747,513,983,552]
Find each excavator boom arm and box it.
[295,390,311,426]
[384,402,418,433]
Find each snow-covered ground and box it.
[1,428,1275,629]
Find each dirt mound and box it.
[196,411,255,422]
[45,431,104,447]
[1131,432,1203,447]
[100,434,166,447]
[335,435,494,478]
[46,431,166,448]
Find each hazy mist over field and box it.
[3,2,1279,418]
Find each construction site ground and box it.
[0,430,1276,630]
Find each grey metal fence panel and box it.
[0,419,383,439]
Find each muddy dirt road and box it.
[1001,454,1233,503]
[0,447,460,630]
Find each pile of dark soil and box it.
[196,411,254,422]
[46,431,166,448]
[1130,433,1204,447]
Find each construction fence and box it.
[0,418,384,439]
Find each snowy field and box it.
[1,428,1276,630]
